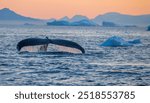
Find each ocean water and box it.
[0,25,150,86]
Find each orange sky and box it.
[0,0,150,19]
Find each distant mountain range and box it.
[0,8,150,26]
[92,12,150,26]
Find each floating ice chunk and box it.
[100,36,132,47]
[128,38,141,44]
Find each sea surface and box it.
[0,25,150,86]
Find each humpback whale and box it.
[17,37,85,54]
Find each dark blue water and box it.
[0,25,150,86]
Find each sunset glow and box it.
[0,0,150,19]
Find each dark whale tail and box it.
[17,37,85,54]
[49,39,85,53]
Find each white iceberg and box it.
[100,36,141,47]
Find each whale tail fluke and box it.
[17,37,85,54]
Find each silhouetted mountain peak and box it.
[0,8,16,14]
[0,8,41,21]
[1,8,11,11]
